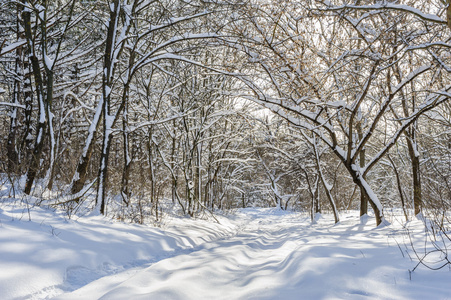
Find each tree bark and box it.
[347,166,384,226]
[95,0,121,214]
[357,122,368,217]
[23,4,48,195]
[7,44,21,174]
[120,107,131,206]
[70,109,102,195]
[447,0,451,30]
[313,140,339,223]
[406,136,422,215]
[388,155,409,222]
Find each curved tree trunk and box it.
[351,171,384,226]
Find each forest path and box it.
[50,210,445,300]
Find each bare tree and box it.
[227,0,450,225]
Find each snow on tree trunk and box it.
[96,111,114,214]
[313,140,339,224]
[448,0,451,29]
[23,4,47,195]
[121,104,131,206]
[351,166,385,226]
[407,139,422,216]
[70,97,103,195]
[95,0,121,214]
[7,43,21,174]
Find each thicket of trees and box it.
[0,0,450,226]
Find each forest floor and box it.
[1,193,451,299]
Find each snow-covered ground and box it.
[1,198,450,299]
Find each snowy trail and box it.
[51,210,451,300]
[2,205,451,300]
[0,203,249,300]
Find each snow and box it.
[80,96,103,157]
[327,100,348,109]
[358,173,384,221]
[323,2,446,24]
[0,102,26,109]
[36,129,43,145]
[407,42,451,51]
[44,55,54,70]
[39,96,46,123]
[72,171,79,182]
[104,86,111,99]
[391,65,431,94]
[35,4,45,21]
[0,40,27,56]
[104,113,114,137]
[1,199,450,299]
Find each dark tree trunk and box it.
[20,46,34,165]
[121,113,131,206]
[23,5,48,195]
[70,104,102,195]
[406,137,422,215]
[358,124,368,217]
[7,5,24,174]
[95,0,121,214]
[349,168,383,226]
[388,155,409,222]
[7,57,20,174]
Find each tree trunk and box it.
[23,5,48,195]
[7,46,21,174]
[195,143,202,210]
[406,136,422,215]
[314,141,339,223]
[447,0,451,30]
[96,118,113,214]
[70,102,102,195]
[7,5,25,174]
[148,130,156,208]
[350,170,384,226]
[388,155,409,222]
[357,122,368,217]
[121,108,131,206]
[24,121,47,195]
[20,44,34,167]
[95,0,121,214]
[44,62,55,191]
[314,177,320,214]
